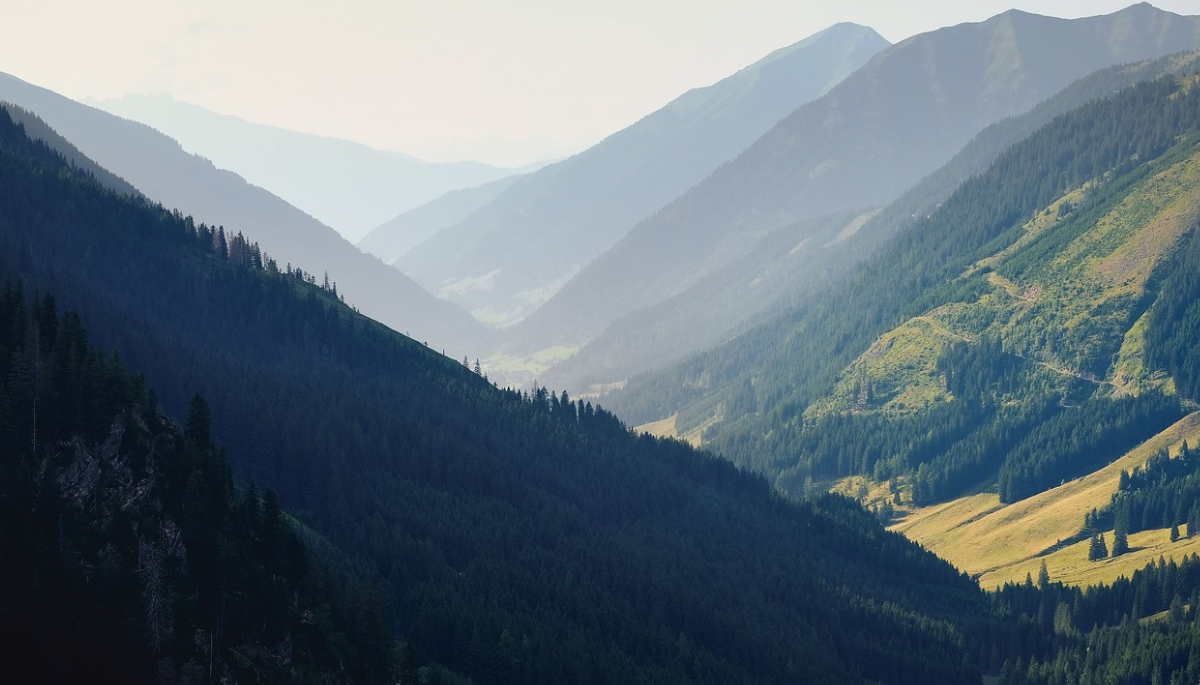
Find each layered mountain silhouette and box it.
[608,55,1200,509]
[0,102,996,685]
[511,3,1200,367]
[0,73,488,356]
[94,94,519,243]
[542,50,1200,393]
[385,23,889,327]
[358,174,522,266]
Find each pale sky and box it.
[3,1,1197,166]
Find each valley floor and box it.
[892,412,1200,588]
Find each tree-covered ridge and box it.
[1086,442,1200,544]
[542,51,1200,399]
[610,73,1200,510]
[1147,218,1200,402]
[0,106,1005,683]
[0,284,387,684]
[14,52,1200,685]
[994,554,1200,685]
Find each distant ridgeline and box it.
[9,75,1200,685]
[0,104,990,684]
[612,71,1200,510]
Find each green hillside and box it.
[543,49,1200,402]
[599,65,1200,685]
[17,57,1200,685]
[0,105,997,684]
[612,72,1200,510]
[508,5,1200,385]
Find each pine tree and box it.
[1089,533,1108,561]
[1112,525,1130,557]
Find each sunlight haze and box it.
[4,1,1197,165]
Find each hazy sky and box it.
[3,1,1197,166]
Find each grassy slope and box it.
[800,124,1200,591]
[636,413,710,448]
[893,412,1200,589]
[810,144,1200,417]
[650,143,1200,591]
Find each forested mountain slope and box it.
[392,23,888,328]
[0,105,999,685]
[541,49,1200,395]
[0,73,487,358]
[12,101,1200,685]
[610,72,1200,517]
[96,93,516,243]
[0,288,387,684]
[510,3,1200,360]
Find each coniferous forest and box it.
[12,33,1200,685]
[612,74,1200,507]
[0,284,392,683]
[0,104,994,683]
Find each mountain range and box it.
[358,174,524,266]
[377,22,889,328]
[507,2,1200,387]
[609,51,1200,588]
[0,72,487,358]
[13,5,1200,684]
[540,48,1200,393]
[93,93,522,243]
[0,101,997,685]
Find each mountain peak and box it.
[387,23,889,331]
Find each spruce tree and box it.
[1112,525,1130,557]
[1089,533,1108,561]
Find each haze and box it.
[4,0,1198,165]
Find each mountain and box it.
[9,94,1200,685]
[0,293,385,683]
[510,3,1200,363]
[0,102,998,685]
[390,23,889,328]
[0,72,487,357]
[94,93,519,243]
[3,103,140,197]
[358,174,523,266]
[609,66,1200,514]
[541,50,1200,394]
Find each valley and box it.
[895,412,1200,588]
[11,3,1200,684]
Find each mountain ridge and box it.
[0,72,488,357]
[388,22,889,328]
[608,70,1200,512]
[508,3,1200,363]
[0,103,994,685]
[94,93,519,242]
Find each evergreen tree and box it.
[1089,533,1108,561]
[1112,522,1130,557]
